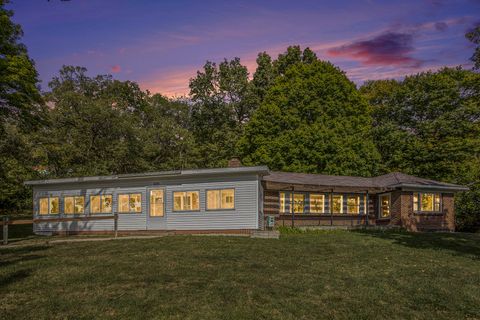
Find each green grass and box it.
[1,230,479,320]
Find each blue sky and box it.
[7,0,480,96]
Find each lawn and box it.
[1,230,479,320]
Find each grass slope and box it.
[1,230,479,319]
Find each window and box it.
[173,191,199,211]
[38,197,59,215]
[332,195,343,214]
[90,195,112,214]
[207,189,235,210]
[347,195,360,214]
[293,194,305,213]
[118,193,142,213]
[279,192,292,214]
[310,194,325,213]
[414,193,441,212]
[64,196,85,214]
[379,194,390,218]
[150,190,164,217]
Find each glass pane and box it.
[413,193,419,211]
[173,192,183,211]
[421,193,434,211]
[39,198,49,215]
[190,191,199,210]
[380,195,390,218]
[347,196,360,214]
[130,194,142,213]
[332,195,343,214]
[207,190,220,210]
[49,197,59,214]
[434,194,441,211]
[119,194,129,212]
[150,190,164,216]
[279,192,287,213]
[75,196,84,214]
[221,189,234,209]
[102,195,113,213]
[90,196,101,214]
[64,197,74,214]
[293,194,304,213]
[310,194,324,213]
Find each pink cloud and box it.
[110,65,121,73]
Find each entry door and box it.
[147,188,167,230]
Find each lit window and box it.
[332,195,343,214]
[118,193,142,213]
[310,194,325,213]
[347,195,360,214]
[279,192,292,214]
[414,193,441,212]
[64,196,85,214]
[150,190,164,217]
[293,194,305,213]
[173,191,199,211]
[39,198,49,215]
[379,194,390,218]
[90,195,112,214]
[207,189,235,210]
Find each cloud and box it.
[139,67,197,97]
[327,32,423,68]
[110,65,121,73]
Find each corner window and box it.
[332,195,343,214]
[207,189,235,210]
[379,194,390,218]
[310,194,325,213]
[118,193,142,213]
[173,191,199,211]
[347,195,360,214]
[65,196,85,214]
[90,195,112,214]
[414,193,441,212]
[38,196,59,215]
[150,190,165,217]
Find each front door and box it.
[147,188,166,230]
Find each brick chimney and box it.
[227,157,242,168]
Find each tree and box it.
[465,23,480,69]
[0,0,44,214]
[239,55,381,176]
[361,67,480,231]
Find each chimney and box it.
[227,157,242,168]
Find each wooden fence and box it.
[1,214,119,245]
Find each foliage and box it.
[465,23,480,69]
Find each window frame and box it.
[413,192,442,214]
[309,194,325,214]
[206,188,235,211]
[38,196,60,215]
[279,192,292,214]
[378,193,391,219]
[149,189,165,217]
[172,190,200,212]
[346,195,361,215]
[331,195,343,214]
[64,195,86,215]
[118,193,143,214]
[89,194,112,214]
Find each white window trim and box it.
[149,189,165,217]
[309,194,325,214]
[346,195,361,215]
[38,196,60,215]
[206,188,236,211]
[413,192,442,213]
[118,193,143,214]
[173,191,200,212]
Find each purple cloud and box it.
[327,32,423,68]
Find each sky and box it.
[7,0,480,97]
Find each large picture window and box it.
[64,196,85,214]
[413,193,441,212]
[207,189,235,210]
[173,191,200,211]
[379,194,390,218]
[39,197,59,215]
[90,195,112,214]
[150,190,165,217]
[332,195,343,214]
[347,195,360,214]
[310,194,325,213]
[118,193,142,213]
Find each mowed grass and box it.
[1,230,479,320]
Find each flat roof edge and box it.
[392,183,469,192]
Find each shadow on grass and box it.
[353,229,480,260]
[0,269,32,288]
[0,224,36,244]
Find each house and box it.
[25,160,468,234]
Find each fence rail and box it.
[1,214,119,245]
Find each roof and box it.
[24,166,269,186]
[263,171,468,191]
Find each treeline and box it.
[1,3,479,231]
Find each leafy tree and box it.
[361,67,480,231]
[465,23,480,69]
[239,54,381,176]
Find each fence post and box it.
[3,216,8,245]
[114,213,118,238]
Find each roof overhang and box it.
[390,183,469,192]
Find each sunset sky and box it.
[8,0,480,97]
